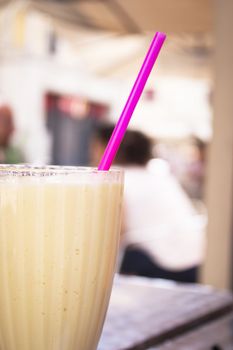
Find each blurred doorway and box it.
[45,92,109,166]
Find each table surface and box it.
[98,275,233,350]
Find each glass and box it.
[0,165,124,350]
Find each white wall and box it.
[112,76,212,140]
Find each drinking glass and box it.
[0,165,123,350]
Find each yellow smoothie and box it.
[0,166,123,350]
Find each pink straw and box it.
[98,32,166,171]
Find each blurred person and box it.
[0,104,24,164]
[182,137,207,201]
[92,124,205,283]
[157,138,208,210]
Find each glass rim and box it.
[0,164,123,177]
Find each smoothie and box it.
[0,166,123,350]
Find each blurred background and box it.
[0,0,232,290]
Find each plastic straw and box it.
[98,32,166,171]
